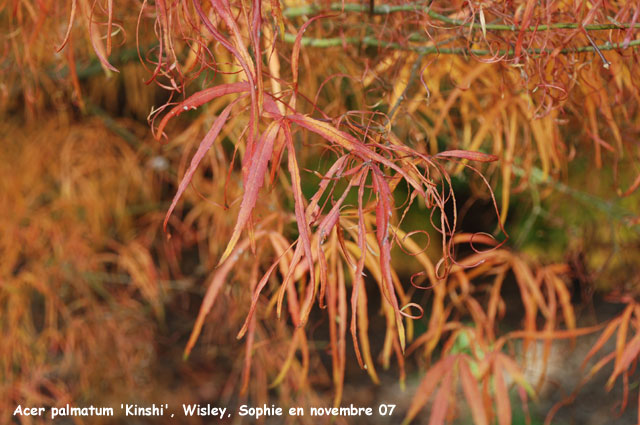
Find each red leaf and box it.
[372,167,405,351]
[194,0,253,78]
[429,368,453,425]
[290,15,327,109]
[211,0,255,75]
[284,122,315,309]
[194,0,258,156]
[403,356,455,425]
[350,170,369,368]
[514,0,536,61]
[163,97,242,233]
[289,114,424,196]
[435,150,498,162]
[305,155,349,222]
[88,0,118,73]
[270,0,285,39]
[55,0,77,52]
[155,82,250,140]
[263,95,283,118]
[300,174,357,325]
[219,121,281,265]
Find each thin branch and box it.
[387,52,425,121]
[283,2,640,32]
[283,33,640,56]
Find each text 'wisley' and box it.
[183,404,227,419]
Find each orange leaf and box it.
[106,0,113,55]
[615,304,634,367]
[621,170,640,197]
[184,232,263,359]
[608,332,640,389]
[581,315,623,370]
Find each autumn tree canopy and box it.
[2,1,640,424]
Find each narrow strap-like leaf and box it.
[164,97,243,233]
[219,121,281,265]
